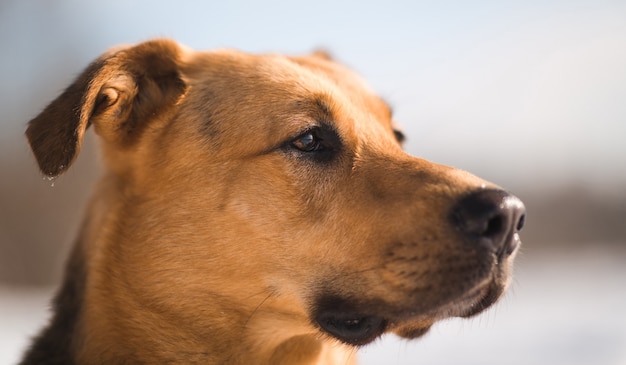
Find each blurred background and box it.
[1,0,624,364]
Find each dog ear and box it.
[26,39,187,178]
[311,49,334,61]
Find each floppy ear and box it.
[26,39,187,178]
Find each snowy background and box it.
[1,1,625,364]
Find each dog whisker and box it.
[242,291,275,331]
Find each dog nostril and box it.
[450,189,525,255]
[484,215,504,239]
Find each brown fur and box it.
[21,39,523,364]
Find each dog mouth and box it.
[313,276,506,346]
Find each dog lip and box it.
[314,312,387,346]
[312,295,388,346]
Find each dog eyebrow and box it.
[295,95,335,124]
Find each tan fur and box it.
[22,39,523,365]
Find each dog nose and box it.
[450,189,526,256]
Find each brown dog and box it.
[21,39,525,365]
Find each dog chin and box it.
[391,285,502,340]
[458,278,507,318]
[390,285,498,341]
[393,324,433,339]
[390,284,501,341]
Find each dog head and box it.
[27,39,525,359]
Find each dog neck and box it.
[21,180,355,365]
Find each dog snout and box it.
[450,189,526,257]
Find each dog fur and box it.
[21,39,524,365]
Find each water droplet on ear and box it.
[41,164,65,187]
[43,174,58,188]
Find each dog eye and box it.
[284,125,341,163]
[292,132,323,152]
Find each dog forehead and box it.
[178,48,395,147]
[183,48,360,84]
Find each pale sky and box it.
[1,0,625,190]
